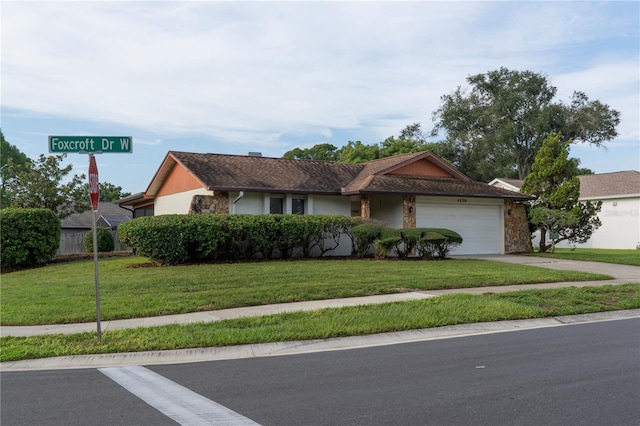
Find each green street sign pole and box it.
[49,136,134,341]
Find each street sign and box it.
[88,155,99,212]
[49,136,133,153]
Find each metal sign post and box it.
[88,154,102,341]
[49,135,133,341]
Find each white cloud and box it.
[2,1,638,153]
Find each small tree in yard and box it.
[5,154,89,219]
[521,132,601,253]
[83,227,115,253]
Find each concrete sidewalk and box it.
[2,255,638,338]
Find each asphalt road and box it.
[2,318,639,426]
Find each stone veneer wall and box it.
[188,192,230,214]
[402,195,416,228]
[504,200,532,253]
[360,195,371,218]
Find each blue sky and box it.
[2,1,638,195]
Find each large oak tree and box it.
[431,67,620,182]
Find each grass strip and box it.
[0,257,613,326]
[1,284,637,362]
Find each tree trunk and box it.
[538,229,548,253]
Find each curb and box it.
[2,309,639,372]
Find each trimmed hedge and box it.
[377,227,463,259]
[118,214,362,265]
[83,227,115,253]
[416,228,463,259]
[118,213,464,264]
[0,208,61,268]
[351,223,385,258]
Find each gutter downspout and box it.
[232,191,244,213]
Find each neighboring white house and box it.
[126,151,534,255]
[489,171,640,249]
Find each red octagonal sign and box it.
[88,155,99,212]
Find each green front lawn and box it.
[1,284,637,362]
[0,256,612,326]
[528,248,640,266]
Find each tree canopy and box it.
[521,133,601,252]
[1,130,31,208]
[78,181,132,202]
[431,67,620,182]
[283,123,450,164]
[4,154,89,219]
[282,143,340,161]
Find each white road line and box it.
[99,365,261,426]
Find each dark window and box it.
[292,198,305,215]
[270,198,283,214]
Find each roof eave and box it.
[346,189,534,200]
[207,186,343,195]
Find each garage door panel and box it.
[416,202,501,255]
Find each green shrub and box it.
[415,230,446,259]
[351,223,385,257]
[83,227,115,252]
[117,214,464,264]
[119,215,200,264]
[307,215,352,257]
[376,228,426,258]
[373,227,463,259]
[417,228,463,259]
[119,214,362,264]
[375,228,402,258]
[0,208,61,268]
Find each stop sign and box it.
[88,155,99,211]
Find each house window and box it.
[270,198,283,214]
[292,198,305,215]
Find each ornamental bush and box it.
[83,227,115,253]
[375,227,463,259]
[118,214,360,265]
[351,223,385,257]
[419,228,463,259]
[0,208,61,268]
[117,213,463,264]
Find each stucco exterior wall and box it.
[370,194,403,228]
[229,192,264,214]
[312,195,351,216]
[155,188,213,215]
[556,197,640,249]
[227,192,350,216]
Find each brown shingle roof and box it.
[578,171,640,198]
[171,151,363,194]
[146,151,533,200]
[356,175,529,199]
[342,151,471,194]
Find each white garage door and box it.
[416,200,502,255]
